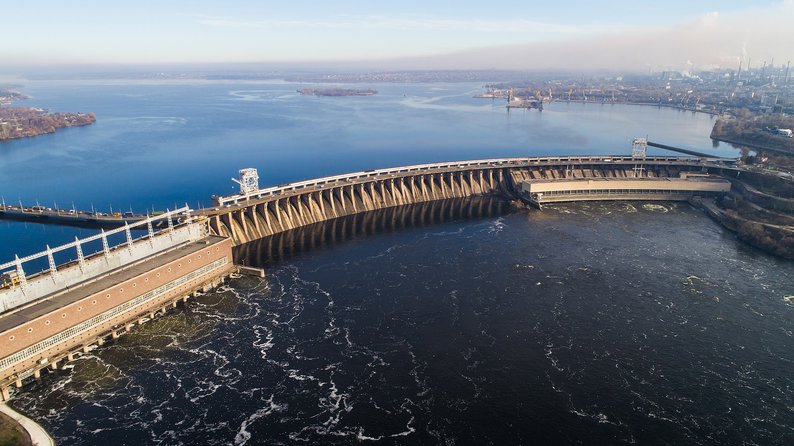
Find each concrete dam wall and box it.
[204,156,736,246]
[209,169,510,245]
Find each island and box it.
[0,88,96,141]
[297,88,377,97]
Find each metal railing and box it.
[0,207,191,284]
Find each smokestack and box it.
[786,61,791,84]
[737,60,742,81]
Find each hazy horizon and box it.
[4,0,794,76]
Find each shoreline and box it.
[0,403,54,446]
[552,99,720,116]
[710,135,794,157]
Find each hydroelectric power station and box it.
[0,141,741,401]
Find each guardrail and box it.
[215,155,736,206]
[0,207,191,283]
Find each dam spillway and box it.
[201,155,737,246]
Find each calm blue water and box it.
[1,80,731,260]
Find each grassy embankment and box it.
[0,411,31,446]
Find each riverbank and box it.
[0,107,95,141]
[0,410,30,446]
[0,404,53,446]
[710,135,794,157]
[690,170,794,259]
[555,99,720,115]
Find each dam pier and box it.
[0,146,742,401]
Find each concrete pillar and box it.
[315,192,327,221]
[290,197,304,227]
[33,369,41,380]
[421,175,431,200]
[238,209,248,237]
[273,200,285,230]
[14,379,22,388]
[1,386,9,401]
[304,194,318,222]
[296,196,309,225]
[82,345,90,353]
[247,208,260,238]
[67,352,75,361]
[97,338,105,346]
[264,204,276,235]
[50,361,58,370]
[224,213,238,245]
[112,330,120,339]
[281,200,295,230]
[257,204,269,236]
[440,173,449,198]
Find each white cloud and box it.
[195,14,625,36]
[383,2,794,71]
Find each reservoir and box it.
[2,81,792,445]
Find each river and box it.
[3,81,792,445]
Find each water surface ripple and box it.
[11,201,794,445]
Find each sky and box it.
[4,0,794,72]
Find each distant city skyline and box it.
[4,0,794,72]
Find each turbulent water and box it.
[10,199,794,445]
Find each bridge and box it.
[201,153,737,246]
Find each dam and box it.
[200,152,736,246]
[0,147,737,401]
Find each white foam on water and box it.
[234,395,286,445]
